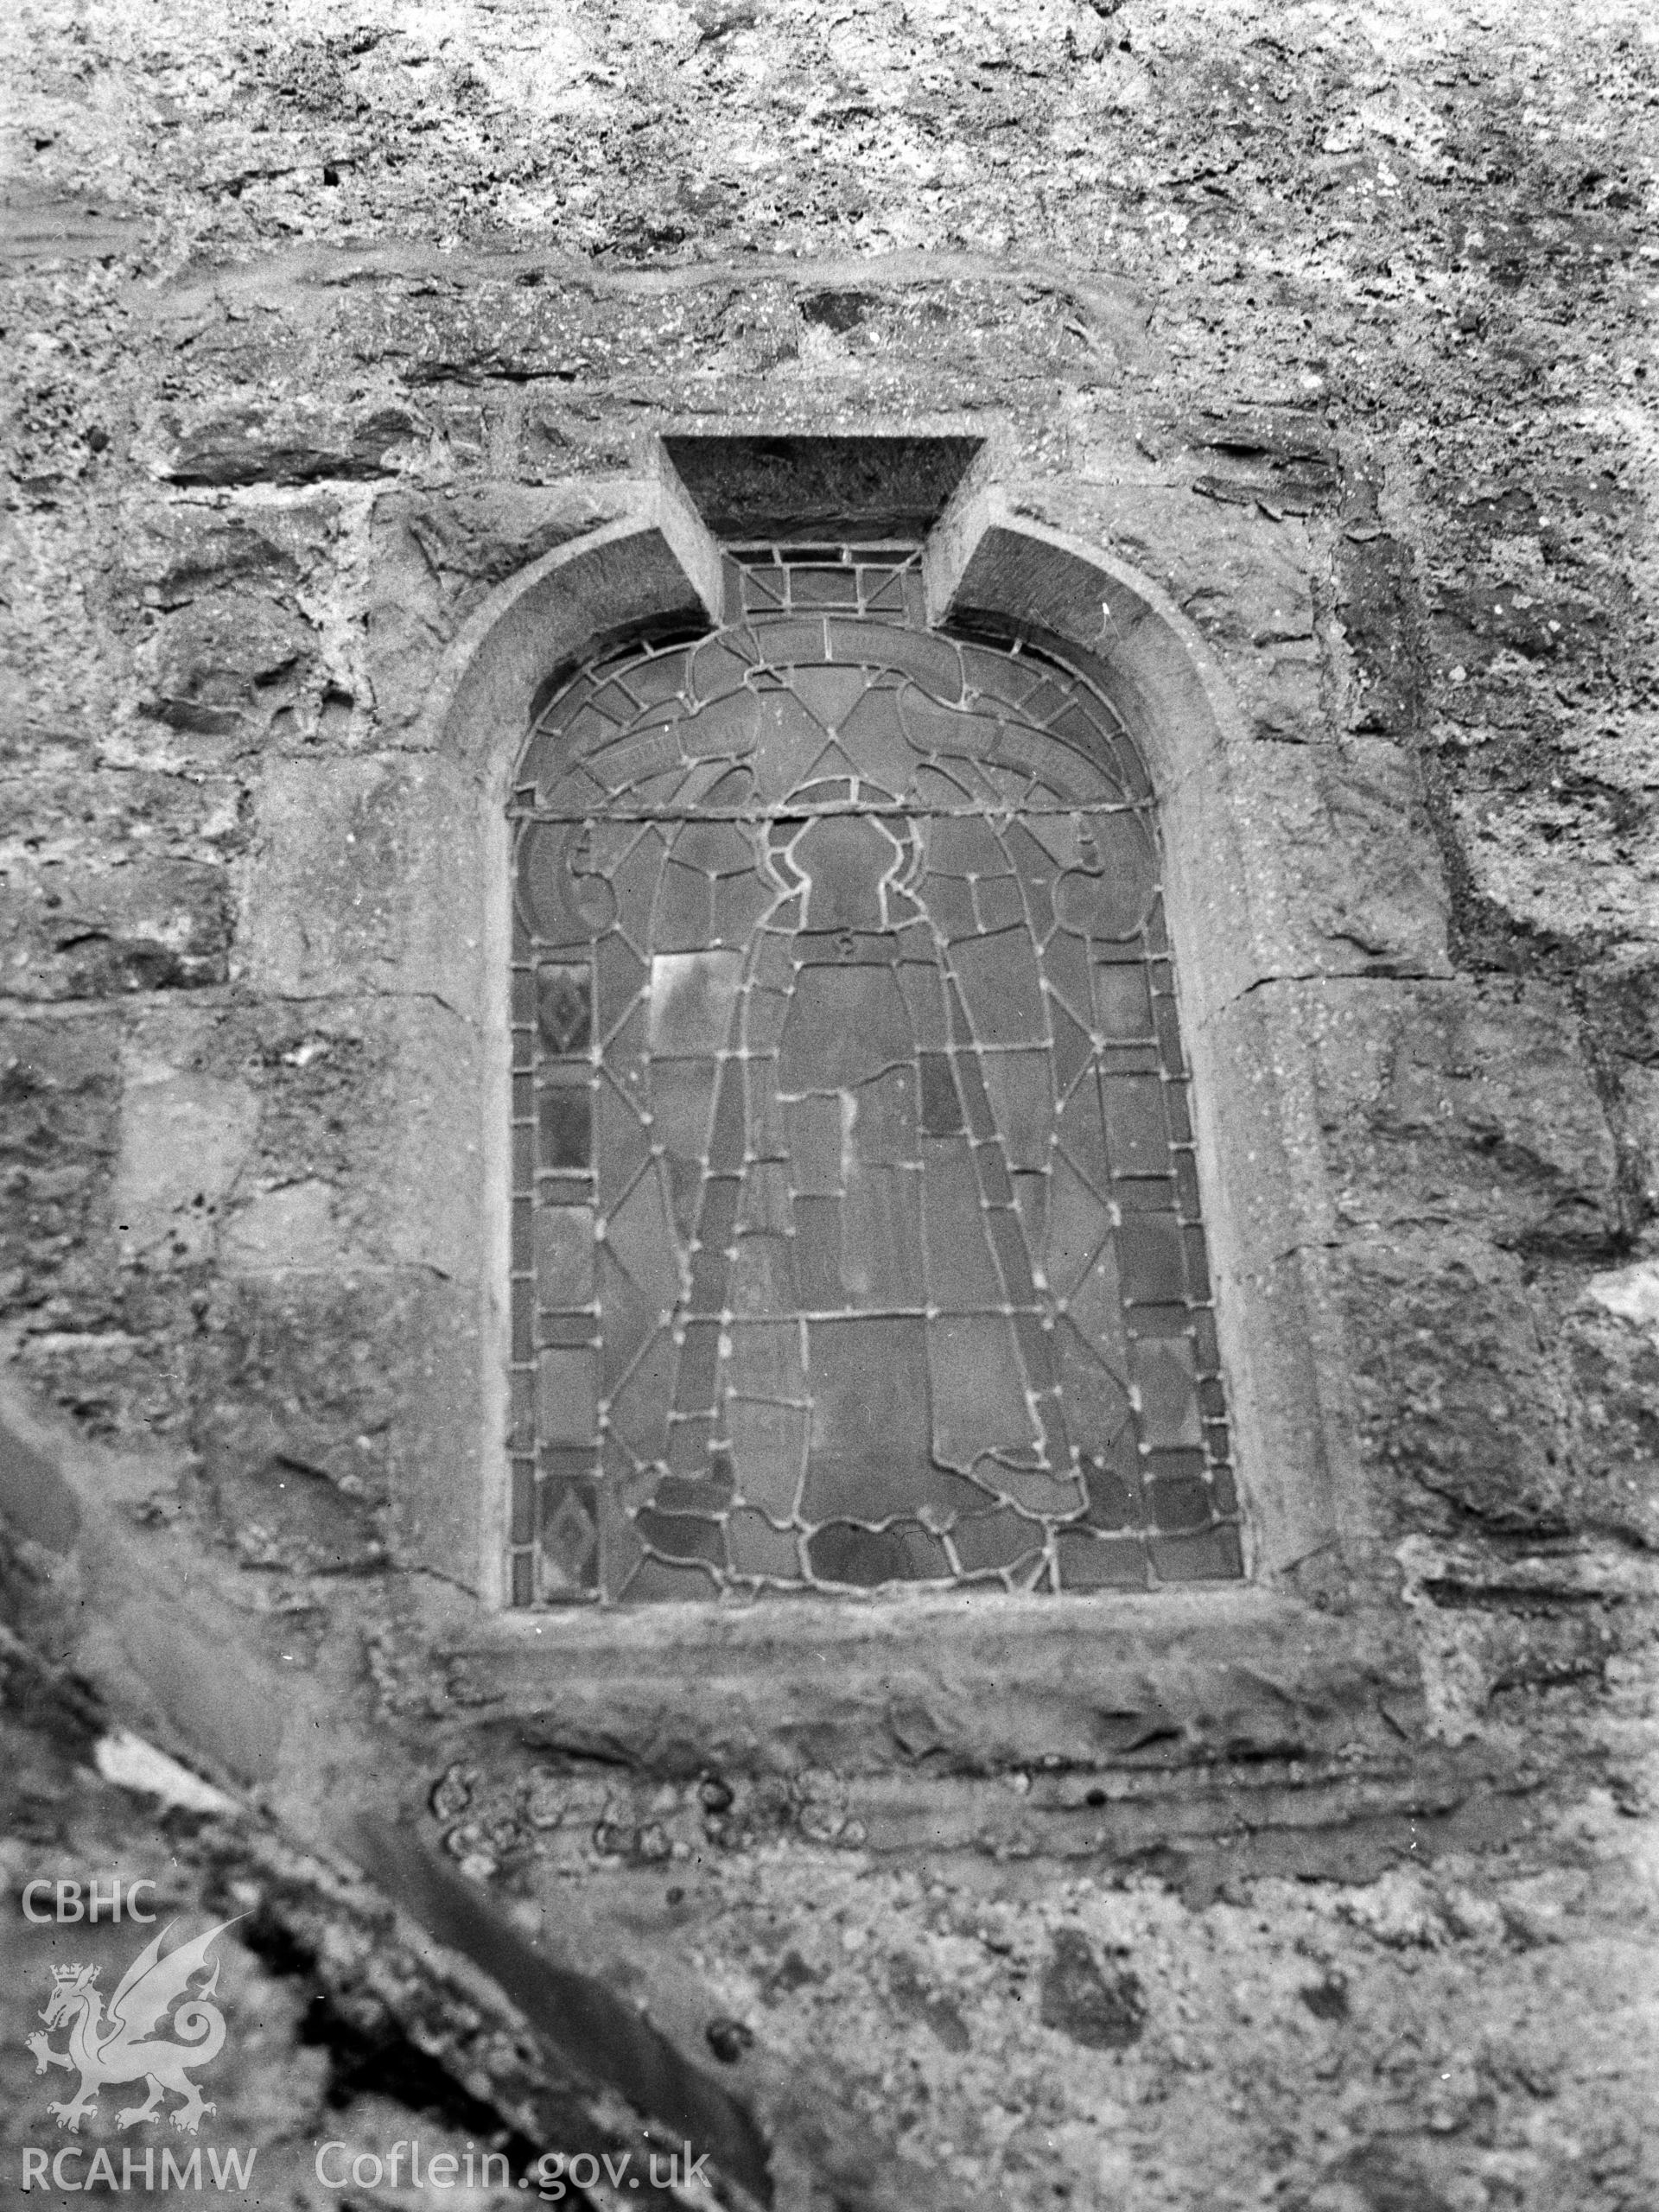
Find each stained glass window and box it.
[506,546,1243,1605]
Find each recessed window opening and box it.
[505,543,1241,1605]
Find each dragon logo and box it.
[25,1916,241,2135]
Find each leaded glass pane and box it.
[505,547,1241,1603]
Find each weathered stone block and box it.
[365,484,636,729]
[145,590,317,736]
[1,768,245,867]
[1344,1230,1569,1535]
[237,755,485,1011]
[112,505,308,608]
[0,1019,121,1320]
[158,401,421,486]
[1335,530,1420,736]
[1,847,232,1001]
[1217,739,1452,981]
[208,1447,388,1576]
[109,1024,259,1268]
[1563,1266,1659,1549]
[1000,480,1327,742]
[1039,1927,1145,2050]
[218,995,484,1282]
[1303,976,1623,1255]
[1019,480,1318,646]
[192,1268,482,1583]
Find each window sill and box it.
[435,1583,1414,1776]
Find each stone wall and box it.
[2,2,1656,2208]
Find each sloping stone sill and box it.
[437,1586,1414,1775]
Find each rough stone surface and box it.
[3,0,1657,2204]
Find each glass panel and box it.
[539,1089,592,1173]
[950,930,1048,1046]
[714,871,774,946]
[736,1156,791,1232]
[1095,962,1154,1039]
[596,932,647,1041]
[635,1508,727,1567]
[726,1319,806,1400]
[1078,1425,1143,1529]
[1145,1452,1212,1534]
[539,1311,594,1349]
[1149,1526,1243,1582]
[536,1206,594,1304]
[928,815,1007,876]
[1132,1337,1204,1449]
[1065,1241,1131,1377]
[922,874,977,942]
[1041,925,1094,1034]
[537,1349,596,1446]
[849,1065,917,1164]
[537,964,592,1055]
[1055,1531,1148,1589]
[980,1050,1052,1172]
[918,1052,964,1135]
[731,1231,798,1315]
[521,828,618,943]
[604,1168,680,1314]
[792,662,870,723]
[682,690,760,760]
[594,1081,652,1208]
[625,1554,722,1603]
[1044,1156,1111,1301]
[1057,1320,1134,1444]
[1056,1079,1112,1196]
[511,1459,535,1544]
[690,638,757,702]
[653,861,715,951]
[1100,1077,1169,1177]
[728,1509,804,1580]
[807,1523,915,1586]
[777,964,912,1090]
[538,1476,600,1595]
[836,684,918,791]
[897,1524,956,1580]
[842,1161,925,1306]
[950,1508,1046,1578]
[752,614,830,667]
[791,1197,845,1308]
[919,1142,1004,1305]
[975,875,1027,933]
[728,1399,806,1520]
[805,1316,931,1512]
[926,1316,1042,1473]
[608,828,667,948]
[1011,1168,1048,1254]
[1117,1213,1187,1305]
[589,727,685,794]
[673,819,753,874]
[848,628,963,701]
[786,1094,844,1196]
[647,1058,719,1171]
[598,1250,658,1395]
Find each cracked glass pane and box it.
[506,550,1239,1601]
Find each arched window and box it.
[505,543,1241,1605]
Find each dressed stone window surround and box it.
[381,436,1393,1770]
